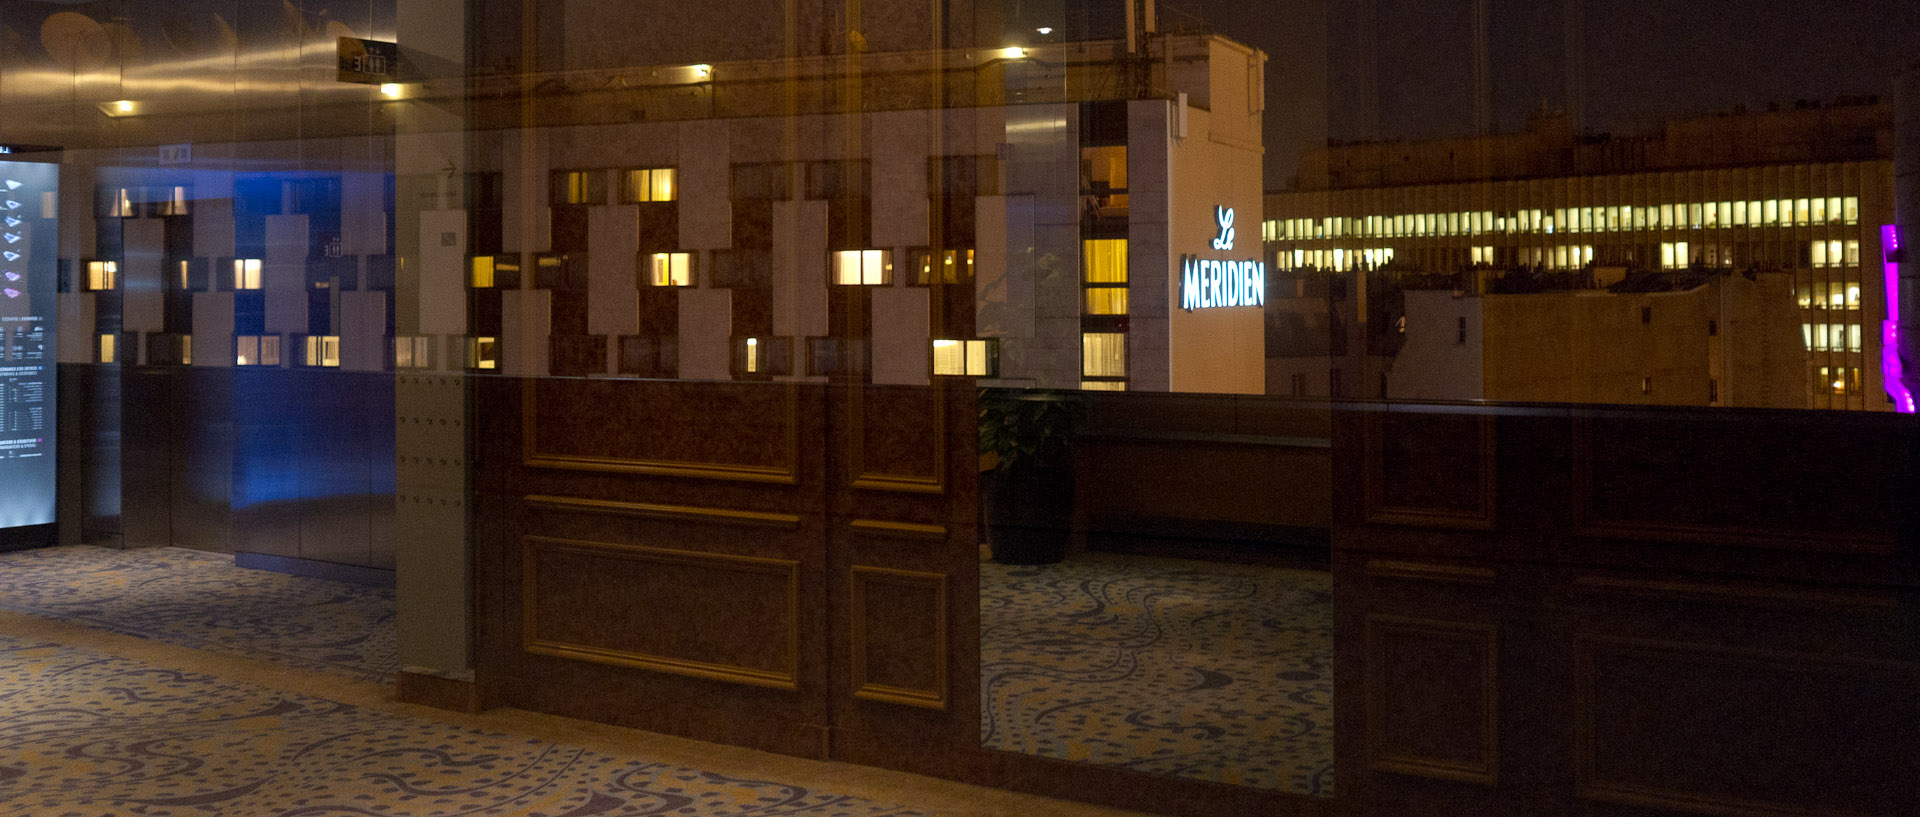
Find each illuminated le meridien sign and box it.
[1180,206,1264,312]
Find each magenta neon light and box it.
[1883,224,1915,413]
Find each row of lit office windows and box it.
[1275,239,1868,274]
[456,334,999,378]
[552,167,678,206]
[1822,366,1864,396]
[85,259,266,292]
[95,333,335,367]
[1799,283,1863,310]
[1265,196,1863,241]
[469,249,976,289]
[1805,323,1865,354]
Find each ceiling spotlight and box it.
[1036,27,1053,35]
[379,83,402,98]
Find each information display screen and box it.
[0,160,56,530]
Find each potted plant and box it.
[978,388,1081,564]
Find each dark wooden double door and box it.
[473,376,978,764]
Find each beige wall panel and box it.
[191,292,235,369]
[772,199,829,340]
[502,288,551,377]
[587,205,639,336]
[871,286,930,386]
[677,287,733,381]
[120,218,166,334]
[192,197,237,260]
[871,111,930,249]
[679,120,733,250]
[502,128,550,253]
[341,290,389,372]
[418,210,469,336]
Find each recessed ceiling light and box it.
[379,83,402,98]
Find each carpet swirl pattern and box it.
[980,555,1334,795]
[0,546,397,683]
[0,636,927,817]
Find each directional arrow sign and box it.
[4,218,20,227]
[4,234,19,244]
[3,181,19,190]
[3,288,18,299]
[3,252,20,262]
[3,272,18,281]
[3,201,19,210]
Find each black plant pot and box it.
[982,464,1074,565]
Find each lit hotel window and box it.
[468,336,498,370]
[107,188,134,217]
[833,249,890,285]
[729,336,789,377]
[1083,238,1128,315]
[158,186,190,216]
[931,339,997,377]
[469,255,519,288]
[1082,332,1126,380]
[302,335,341,368]
[648,252,694,286]
[1845,240,1860,266]
[233,258,262,290]
[86,261,118,291]
[551,170,605,205]
[621,168,677,203]
[1847,284,1861,310]
[97,333,115,363]
[913,249,974,284]
[1811,198,1827,223]
[236,335,281,366]
[395,336,432,369]
[1843,197,1859,224]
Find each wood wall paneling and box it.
[521,378,800,483]
[848,565,949,710]
[1362,411,1497,530]
[1574,636,1917,817]
[1363,614,1500,786]
[521,535,801,690]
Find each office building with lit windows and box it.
[1262,100,1896,410]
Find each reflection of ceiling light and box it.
[379,83,401,98]
[115,100,133,112]
[1036,27,1053,34]
[99,99,138,117]
[998,46,1026,60]
[691,63,712,79]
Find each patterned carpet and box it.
[0,635,928,817]
[0,546,397,683]
[980,555,1334,796]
